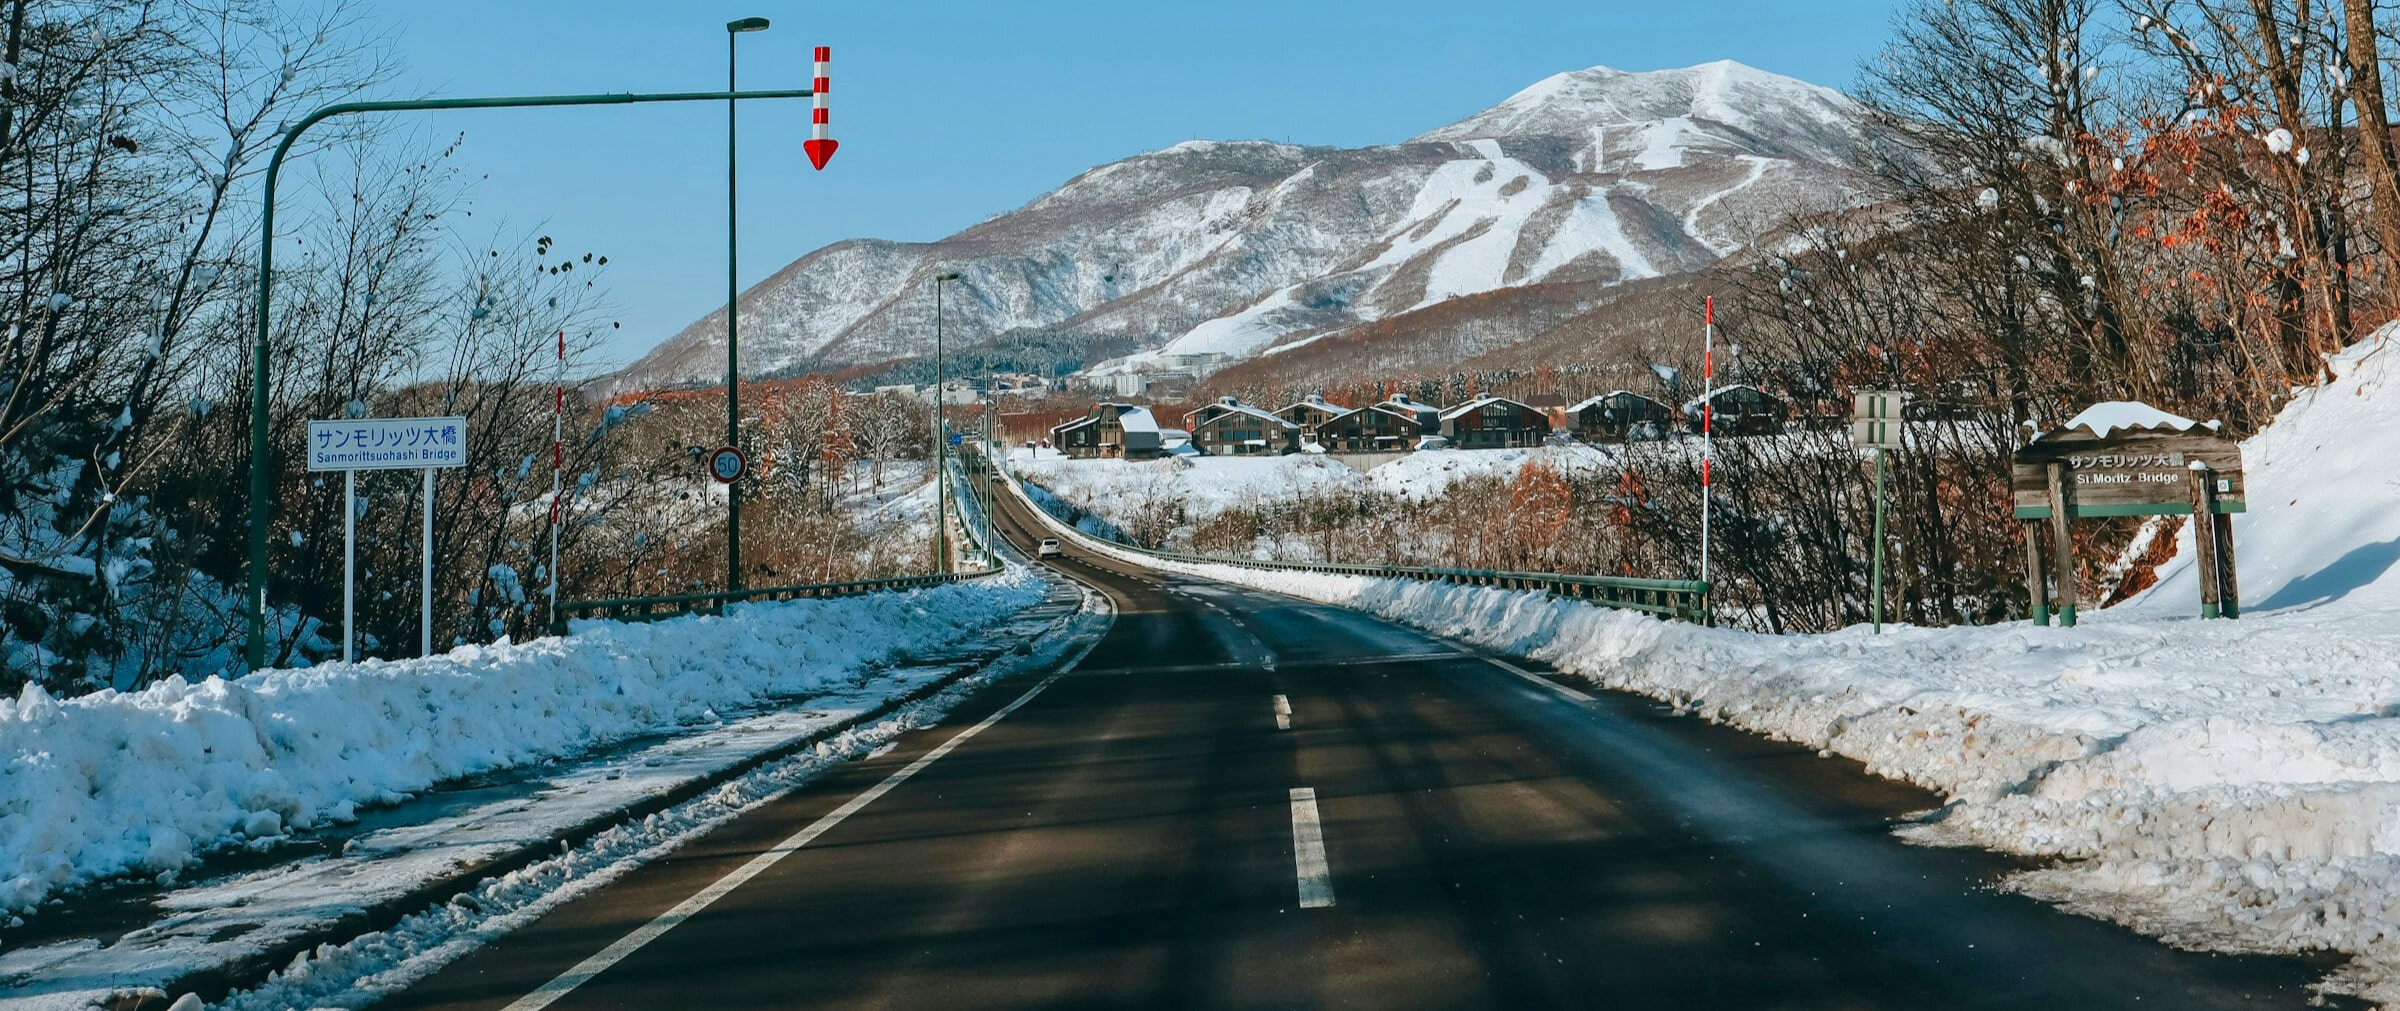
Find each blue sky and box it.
[371,0,1901,368]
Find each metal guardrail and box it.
[985,451,1712,624]
[552,568,1001,635]
[557,456,1016,635]
[1137,551,1713,624]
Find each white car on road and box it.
[1037,538,1063,558]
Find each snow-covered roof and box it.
[1188,397,1297,429]
[2034,401,2222,442]
[1438,396,1539,421]
[1569,390,1667,413]
[1377,396,1441,422]
[1280,394,1350,414]
[1117,406,1160,434]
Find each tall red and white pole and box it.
[1701,296,1714,586]
[805,46,838,170]
[548,329,565,631]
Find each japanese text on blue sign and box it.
[306,417,468,471]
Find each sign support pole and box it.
[2022,520,2050,625]
[1871,446,1887,633]
[2189,465,2222,619]
[422,467,435,657]
[2215,508,2241,618]
[343,468,355,663]
[2045,461,2078,627]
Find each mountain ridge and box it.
[615,60,1871,391]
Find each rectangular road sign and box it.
[307,416,468,472]
[1851,418,1903,448]
[1852,391,1908,420]
[2010,430,2244,517]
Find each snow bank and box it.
[0,572,1044,915]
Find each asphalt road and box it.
[385,482,2349,1010]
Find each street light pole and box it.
[724,16,769,594]
[932,272,959,572]
[243,85,818,670]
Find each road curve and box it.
[382,479,2351,1010]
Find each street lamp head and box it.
[727,16,770,32]
[935,272,961,282]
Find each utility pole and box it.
[932,272,960,571]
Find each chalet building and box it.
[1314,397,1435,453]
[1277,393,1351,432]
[1184,397,1299,456]
[1571,391,1675,442]
[1439,396,1551,449]
[1377,394,1444,442]
[1683,385,1789,436]
[1049,403,1168,459]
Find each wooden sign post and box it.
[2011,406,2244,624]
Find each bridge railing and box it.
[554,455,1021,635]
[984,449,1711,624]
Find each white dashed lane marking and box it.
[1289,787,1334,909]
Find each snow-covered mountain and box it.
[618,60,1871,389]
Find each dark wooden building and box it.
[1683,385,1788,436]
[1570,391,1674,442]
[1314,399,1431,453]
[1049,403,1168,459]
[1277,393,1351,432]
[1184,397,1300,456]
[1439,396,1552,449]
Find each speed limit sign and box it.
[707,445,746,484]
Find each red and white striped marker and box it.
[1700,296,1714,585]
[805,46,838,170]
[549,329,565,627]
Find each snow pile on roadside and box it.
[0,571,1045,915]
[1012,328,2400,1002]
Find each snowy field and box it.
[1014,331,2400,1004]
[0,571,1046,920]
[1010,443,1616,530]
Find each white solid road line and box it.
[1289,787,1335,909]
[501,674,1065,1011]
[1484,655,1597,702]
[1273,694,1293,730]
